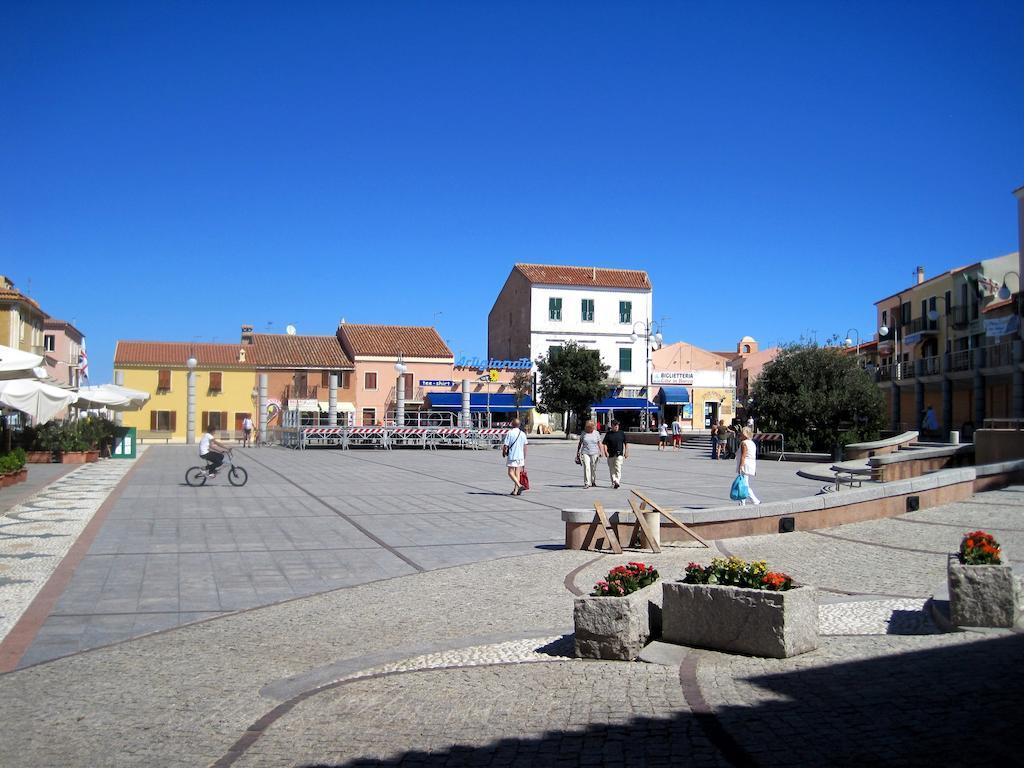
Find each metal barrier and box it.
[289,426,511,450]
[753,432,786,461]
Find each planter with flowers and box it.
[663,557,818,658]
[948,531,1019,628]
[574,562,661,661]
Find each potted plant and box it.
[58,422,91,463]
[948,531,1020,628]
[10,448,27,484]
[574,562,661,661]
[25,423,56,463]
[662,557,818,658]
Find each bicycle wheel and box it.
[185,467,208,487]
[228,466,248,486]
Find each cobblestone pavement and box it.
[0,455,1021,765]
[15,442,823,664]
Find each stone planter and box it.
[85,450,100,463]
[663,582,818,658]
[14,468,27,484]
[947,555,1020,628]
[26,451,52,464]
[60,451,89,464]
[0,473,10,488]
[574,581,662,661]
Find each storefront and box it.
[590,395,658,431]
[657,386,692,425]
[426,392,535,427]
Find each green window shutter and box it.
[619,301,632,323]
[619,348,632,372]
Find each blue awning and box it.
[658,386,690,405]
[591,396,658,412]
[426,393,535,413]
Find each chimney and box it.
[592,267,596,282]
[916,266,925,285]
[241,324,254,345]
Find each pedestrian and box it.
[241,414,254,448]
[922,405,938,435]
[736,425,760,505]
[576,420,603,488]
[657,420,669,450]
[672,414,683,449]
[502,417,528,495]
[602,419,629,489]
[710,422,720,460]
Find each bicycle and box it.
[185,450,248,487]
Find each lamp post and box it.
[844,329,862,358]
[186,355,197,444]
[630,320,664,430]
[394,354,407,427]
[998,271,1020,302]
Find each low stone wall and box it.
[845,430,919,460]
[869,444,975,482]
[562,461,1024,548]
[975,429,1024,464]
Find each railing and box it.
[876,364,893,382]
[902,317,938,335]
[949,349,975,373]
[950,306,969,328]
[283,384,320,401]
[983,341,1014,368]
[917,356,941,376]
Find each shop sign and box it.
[903,332,924,346]
[419,379,455,387]
[651,371,694,384]
[984,315,1020,337]
[455,356,532,371]
[681,403,693,420]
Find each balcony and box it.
[949,349,976,373]
[901,317,939,336]
[916,356,942,377]
[982,341,1015,369]
[950,306,970,329]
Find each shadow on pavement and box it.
[296,633,1024,768]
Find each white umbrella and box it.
[0,379,79,423]
[76,384,151,411]
[0,344,45,380]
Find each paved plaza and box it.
[0,444,1021,766]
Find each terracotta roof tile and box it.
[338,324,452,358]
[0,288,43,314]
[249,334,352,368]
[114,341,246,367]
[514,263,651,290]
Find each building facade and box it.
[650,341,737,429]
[0,276,46,354]
[42,317,84,388]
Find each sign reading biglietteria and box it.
[455,356,532,371]
[651,371,694,384]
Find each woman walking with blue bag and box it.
[734,426,760,505]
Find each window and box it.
[157,369,171,391]
[742,344,751,354]
[928,297,938,330]
[321,370,330,388]
[881,309,888,329]
[944,290,951,315]
[548,297,562,321]
[900,302,911,325]
[581,298,594,322]
[619,347,632,372]
[339,371,350,389]
[548,345,561,361]
[361,407,376,426]
[202,411,228,432]
[208,371,223,393]
[619,301,632,324]
[364,372,378,390]
[44,334,55,352]
[402,372,414,394]
[149,410,176,431]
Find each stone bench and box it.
[868,443,975,482]
[137,430,174,444]
[844,431,919,460]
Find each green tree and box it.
[536,341,610,437]
[509,369,533,420]
[749,343,885,453]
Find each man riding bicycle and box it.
[199,425,231,475]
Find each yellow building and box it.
[114,341,256,442]
[0,276,46,354]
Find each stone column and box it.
[1013,340,1024,420]
[396,373,406,426]
[258,373,268,447]
[461,378,471,428]
[890,381,901,432]
[973,369,985,429]
[941,376,952,438]
[328,374,338,426]
[914,380,924,433]
[186,369,196,444]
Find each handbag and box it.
[519,467,530,490]
[575,436,583,465]
[729,474,750,501]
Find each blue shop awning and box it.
[426,393,535,412]
[658,386,690,405]
[591,396,658,412]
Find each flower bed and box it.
[574,562,661,661]
[663,557,817,658]
[948,531,1019,628]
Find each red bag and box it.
[519,468,530,490]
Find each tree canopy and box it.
[536,341,609,434]
[749,344,885,453]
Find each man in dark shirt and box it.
[602,420,629,489]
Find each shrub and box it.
[591,562,660,597]
[959,530,1002,565]
[682,556,794,591]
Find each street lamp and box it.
[394,354,408,427]
[844,328,861,355]
[998,271,1020,301]
[186,355,198,444]
[630,320,664,430]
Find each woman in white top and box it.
[736,426,760,505]
[502,417,528,495]
[576,420,603,488]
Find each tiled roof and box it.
[249,334,352,368]
[114,341,246,367]
[0,288,43,314]
[514,263,651,290]
[338,324,452,358]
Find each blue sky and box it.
[3,1,1022,379]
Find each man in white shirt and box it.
[199,426,230,475]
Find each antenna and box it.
[286,324,297,335]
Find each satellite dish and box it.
[286,324,297,335]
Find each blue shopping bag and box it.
[730,474,749,501]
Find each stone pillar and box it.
[914,380,924,433]
[461,378,471,428]
[396,373,406,426]
[186,369,196,444]
[328,374,338,426]
[890,382,901,432]
[1013,340,1024,420]
[973,369,985,429]
[258,373,268,446]
[114,370,124,425]
[941,376,953,438]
